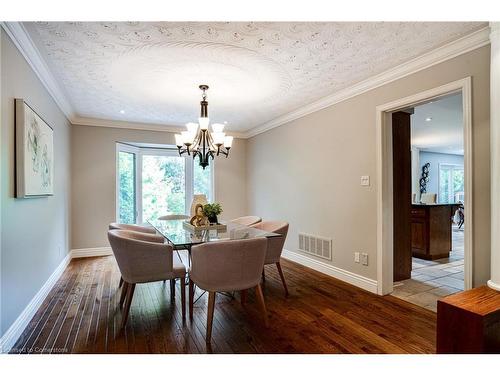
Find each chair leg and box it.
[170,279,176,302]
[119,282,129,308]
[119,276,123,288]
[206,291,216,342]
[189,279,194,320]
[240,289,247,305]
[276,262,289,296]
[180,277,186,319]
[255,284,269,327]
[121,283,136,328]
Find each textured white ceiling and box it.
[23,22,484,132]
[411,93,463,155]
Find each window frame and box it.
[116,143,215,224]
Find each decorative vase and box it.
[190,194,208,217]
[207,214,218,224]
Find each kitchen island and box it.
[411,203,461,260]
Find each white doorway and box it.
[376,78,473,299]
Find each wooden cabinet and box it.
[410,204,458,260]
[437,286,500,353]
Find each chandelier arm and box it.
[218,147,230,158]
[178,147,190,157]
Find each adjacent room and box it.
[1,18,500,359]
[391,93,466,311]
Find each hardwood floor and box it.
[10,256,436,354]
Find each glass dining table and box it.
[148,218,282,305]
[148,218,282,253]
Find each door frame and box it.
[376,77,473,295]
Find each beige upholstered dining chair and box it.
[230,215,262,226]
[110,229,165,290]
[108,222,188,297]
[420,193,437,204]
[251,221,289,296]
[108,229,187,327]
[109,222,156,234]
[189,237,268,342]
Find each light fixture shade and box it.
[186,122,199,133]
[199,117,209,130]
[175,134,183,147]
[181,131,194,145]
[211,123,225,133]
[212,131,226,145]
[224,136,234,148]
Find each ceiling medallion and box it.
[175,85,233,169]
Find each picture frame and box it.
[15,99,54,198]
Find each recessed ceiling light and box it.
[425,117,432,122]
[120,110,125,114]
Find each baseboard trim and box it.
[71,247,112,258]
[0,252,72,353]
[0,246,114,353]
[282,249,378,294]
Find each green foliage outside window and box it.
[118,149,213,224]
[118,152,136,224]
[142,155,185,223]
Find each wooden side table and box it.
[437,286,500,353]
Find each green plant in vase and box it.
[203,203,223,224]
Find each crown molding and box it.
[242,26,491,139]
[71,115,246,138]
[1,22,75,120]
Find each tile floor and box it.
[391,225,464,312]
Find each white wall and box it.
[246,45,491,286]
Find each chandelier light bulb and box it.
[224,136,234,148]
[186,122,199,133]
[175,134,183,147]
[211,123,225,133]
[199,117,210,130]
[181,131,194,145]
[212,132,226,146]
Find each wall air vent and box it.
[298,233,332,260]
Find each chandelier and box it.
[175,85,233,169]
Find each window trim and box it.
[116,143,215,224]
[116,143,140,223]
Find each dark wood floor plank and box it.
[71,257,105,353]
[48,258,94,353]
[64,259,99,351]
[11,256,437,354]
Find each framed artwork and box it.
[15,99,54,198]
